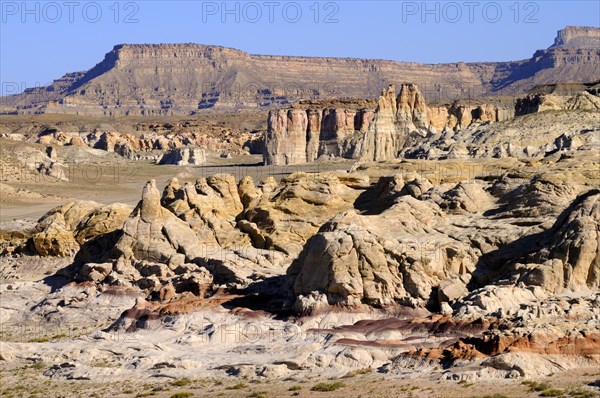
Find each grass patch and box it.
[469,395,509,398]
[90,359,119,368]
[540,389,563,397]
[343,368,372,378]
[523,381,551,392]
[288,386,302,391]
[311,381,345,392]
[171,378,192,387]
[568,388,598,398]
[26,337,49,343]
[170,393,194,398]
[226,383,247,390]
[30,362,46,370]
[135,392,157,397]
[247,392,267,398]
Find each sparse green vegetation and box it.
[26,337,49,343]
[227,383,247,390]
[171,378,192,387]
[247,392,267,398]
[311,381,345,392]
[90,359,120,368]
[170,393,194,398]
[288,386,302,391]
[566,388,598,398]
[30,362,46,370]
[135,392,157,397]
[523,380,552,392]
[540,389,563,397]
[343,368,372,378]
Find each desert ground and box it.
[1,27,600,398]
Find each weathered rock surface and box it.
[264,82,599,165]
[242,172,366,255]
[264,106,374,165]
[5,27,600,114]
[288,192,479,308]
[157,147,206,165]
[23,201,132,256]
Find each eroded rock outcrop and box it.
[264,83,576,165]
[157,147,206,165]
[22,201,132,257]
[243,171,367,255]
[264,107,375,165]
[523,189,600,291]
[288,193,478,309]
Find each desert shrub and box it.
[523,381,551,392]
[540,389,563,397]
[227,383,247,390]
[171,378,192,387]
[311,381,345,392]
[170,393,194,398]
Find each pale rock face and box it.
[238,176,262,210]
[161,175,247,248]
[243,172,364,255]
[264,84,596,165]
[526,189,600,291]
[306,109,322,162]
[80,177,286,294]
[456,285,541,317]
[396,83,429,130]
[158,147,206,165]
[289,194,478,308]
[514,91,599,116]
[439,181,495,214]
[428,106,450,131]
[28,201,131,257]
[264,109,308,165]
[264,107,375,165]
[359,85,401,162]
[116,179,200,265]
[289,211,405,307]
[565,91,600,110]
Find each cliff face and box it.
[2,27,599,116]
[264,84,517,165]
[550,26,600,49]
[263,107,375,165]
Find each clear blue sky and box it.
[1,0,599,92]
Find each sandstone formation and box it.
[263,107,374,165]
[550,25,600,49]
[3,27,599,115]
[2,150,600,391]
[265,82,600,165]
[22,201,132,257]
[157,147,206,165]
[264,84,520,165]
[1,78,600,394]
[0,115,265,163]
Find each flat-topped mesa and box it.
[4,26,600,115]
[550,26,600,49]
[110,43,249,64]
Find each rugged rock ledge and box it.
[264,83,599,165]
[3,26,599,115]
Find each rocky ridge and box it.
[264,83,600,165]
[2,27,599,115]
